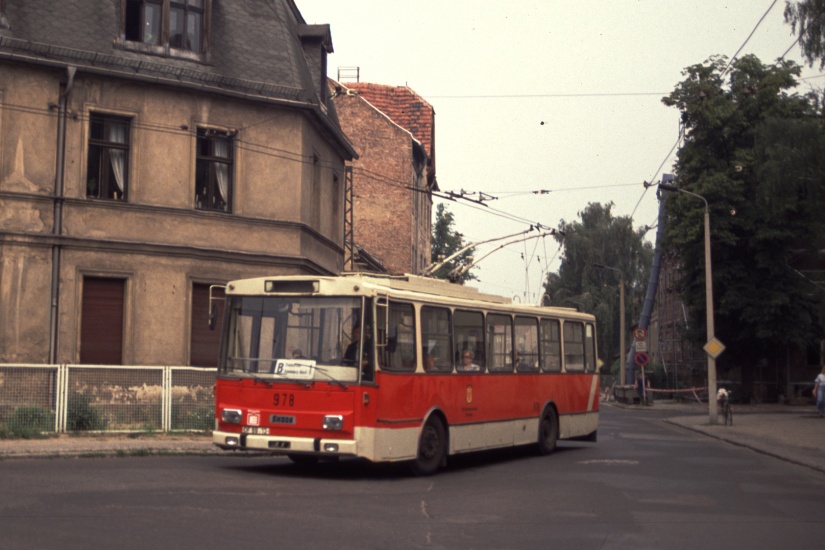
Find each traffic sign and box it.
[703,337,726,359]
[634,352,649,366]
[633,327,647,341]
[635,340,647,352]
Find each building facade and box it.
[0,0,356,366]
[332,81,436,275]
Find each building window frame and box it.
[122,0,210,60]
[86,113,131,201]
[195,127,233,213]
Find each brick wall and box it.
[335,93,418,274]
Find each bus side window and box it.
[563,321,585,372]
[421,306,452,372]
[540,319,561,372]
[383,302,416,372]
[454,309,484,372]
[515,316,540,372]
[584,323,597,373]
[487,313,513,373]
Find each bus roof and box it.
[224,273,593,320]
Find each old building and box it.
[0,0,356,366]
[332,81,436,275]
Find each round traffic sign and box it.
[633,327,647,341]
[634,352,649,366]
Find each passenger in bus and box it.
[461,350,481,372]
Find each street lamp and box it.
[593,263,625,386]
[659,183,719,425]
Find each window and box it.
[195,128,233,212]
[515,317,540,372]
[454,310,484,372]
[486,314,513,373]
[540,319,562,372]
[585,323,597,372]
[380,302,416,372]
[169,0,204,52]
[421,306,452,372]
[124,0,207,55]
[87,114,130,201]
[563,322,585,372]
[125,0,161,45]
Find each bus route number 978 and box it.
[274,393,294,407]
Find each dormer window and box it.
[124,0,208,57]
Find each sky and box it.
[297,0,823,301]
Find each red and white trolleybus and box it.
[212,273,599,474]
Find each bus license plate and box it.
[242,426,270,435]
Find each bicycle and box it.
[717,389,733,426]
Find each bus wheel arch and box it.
[537,403,559,455]
[410,410,448,476]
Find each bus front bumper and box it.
[212,430,357,457]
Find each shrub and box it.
[66,394,108,431]
[172,404,213,431]
[4,406,54,438]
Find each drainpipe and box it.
[48,65,76,364]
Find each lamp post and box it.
[659,183,719,425]
[593,263,625,386]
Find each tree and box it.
[543,202,653,372]
[785,0,825,69]
[430,203,477,283]
[661,54,825,397]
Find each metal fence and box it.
[0,364,215,437]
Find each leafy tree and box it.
[543,202,653,372]
[661,54,825,396]
[785,0,825,69]
[430,203,477,283]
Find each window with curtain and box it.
[87,113,130,201]
[124,0,207,55]
[195,128,233,212]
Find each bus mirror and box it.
[208,284,226,331]
[208,302,218,330]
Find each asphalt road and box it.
[0,406,822,549]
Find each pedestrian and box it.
[814,366,825,418]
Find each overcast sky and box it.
[298,1,823,301]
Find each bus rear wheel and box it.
[537,407,558,455]
[411,416,446,476]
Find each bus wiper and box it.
[247,373,276,386]
[313,366,348,389]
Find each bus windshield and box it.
[220,295,362,384]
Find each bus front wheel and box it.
[411,416,446,476]
[537,407,558,455]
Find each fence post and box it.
[162,367,171,432]
[56,364,68,433]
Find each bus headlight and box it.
[221,408,243,424]
[323,415,343,431]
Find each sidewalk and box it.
[615,399,825,474]
[1,402,824,473]
[0,432,217,460]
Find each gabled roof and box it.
[0,0,356,159]
[343,83,435,158]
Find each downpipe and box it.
[48,65,75,364]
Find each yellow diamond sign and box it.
[703,337,726,359]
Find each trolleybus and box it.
[212,273,599,474]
